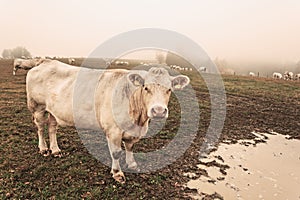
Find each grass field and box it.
[0,59,299,199]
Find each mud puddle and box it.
[186,132,300,199]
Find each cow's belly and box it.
[45,91,74,127]
[46,104,74,127]
[54,117,74,127]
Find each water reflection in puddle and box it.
[187,132,300,199]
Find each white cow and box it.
[284,71,293,80]
[115,61,129,66]
[273,72,283,79]
[13,58,45,75]
[199,67,206,72]
[249,72,255,77]
[26,60,190,183]
[294,73,300,80]
[68,58,75,65]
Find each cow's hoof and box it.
[113,171,126,184]
[127,162,140,172]
[128,162,137,169]
[52,151,63,158]
[40,149,51,157]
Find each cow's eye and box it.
[167,88,171,93]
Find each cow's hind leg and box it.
[48,113,61,157]
[33,110,49,156]
[106,127,125,184]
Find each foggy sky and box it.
[1,0,300,64]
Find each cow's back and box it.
[26,60,130,128]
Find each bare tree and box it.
[295,60,300,72]
[2,46,31,59]
[214,57,235,74]
[214,57,229,70]
[155,51,166,64]
[165,51,191,67]
[11,46,31,58]
[2,49,12,59]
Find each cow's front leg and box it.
[48,113,61,157]
[106,127,125,184]
[123,137,139,171]
[13,66,19,76]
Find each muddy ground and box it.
[0,59,299,199]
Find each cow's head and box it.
[127,67,190,124]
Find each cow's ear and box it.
[128,73,145,86]
[171,75,190,90]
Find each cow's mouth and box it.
[151,115,167,119]
[148,105,168,119]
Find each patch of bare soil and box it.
[0,59,299,199]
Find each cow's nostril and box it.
[151,108,156,114]
[163,108,167,115]
[151,106,168,118]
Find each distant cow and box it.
[199,67,206,72]
[115,61,129,66]
[249,72,255,77]
[294,73,300,80]
[273,72,283,79]
[68,58,75,65]
[26,61,190,183]
[13,58,44,75]
[284,71,293,80]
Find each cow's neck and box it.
[129,87,149,127]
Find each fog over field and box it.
[1,0,300,74]
[1,1,300,199]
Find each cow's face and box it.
[141,83,171,118]
[128,68,190,120]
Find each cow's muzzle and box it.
[150,105,168,119]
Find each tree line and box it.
[2,46,31,59]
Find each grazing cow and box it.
[249,72,255,77]
[172,65,184,71]
[294,73,300,80]
[273,72,283,79]
[13,58,44,75]
[115,61,129,66]
[199,67,206,72]
[284,71,294,80]
[68,58,75,65]
[26,60,190,183]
